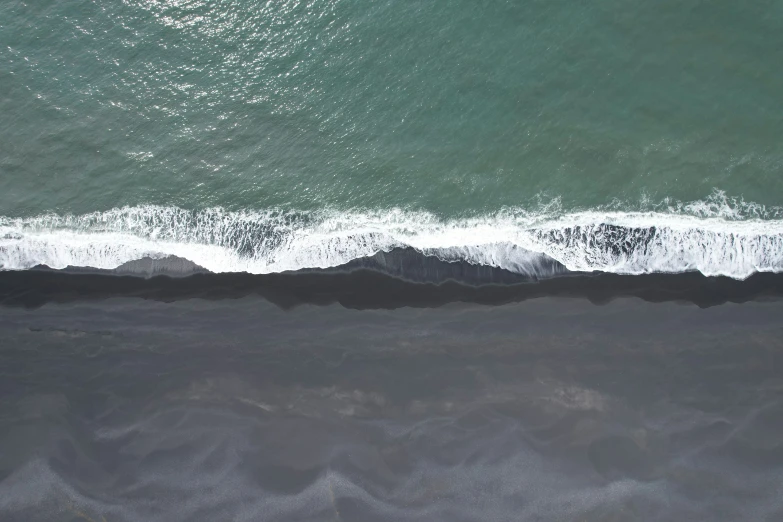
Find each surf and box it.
[2,199,783,280]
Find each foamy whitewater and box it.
[2,195,783,280]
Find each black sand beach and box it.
[4,249,783,309]
[1,266,783,521]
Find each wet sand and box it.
[1,269,783,521]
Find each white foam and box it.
[2,199,783,279]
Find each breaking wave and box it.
[2,194,783,280]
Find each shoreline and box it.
[2,254,783,309]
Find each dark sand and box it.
[1,267,783,521]
[4,252,783,309]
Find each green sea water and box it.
[3,0,782,216]
[1,1,783,277]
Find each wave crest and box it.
[2,200,783,279]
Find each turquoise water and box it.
[2,0,783,277]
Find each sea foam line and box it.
[2,203,783,279]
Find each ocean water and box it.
[2,0,783,279]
